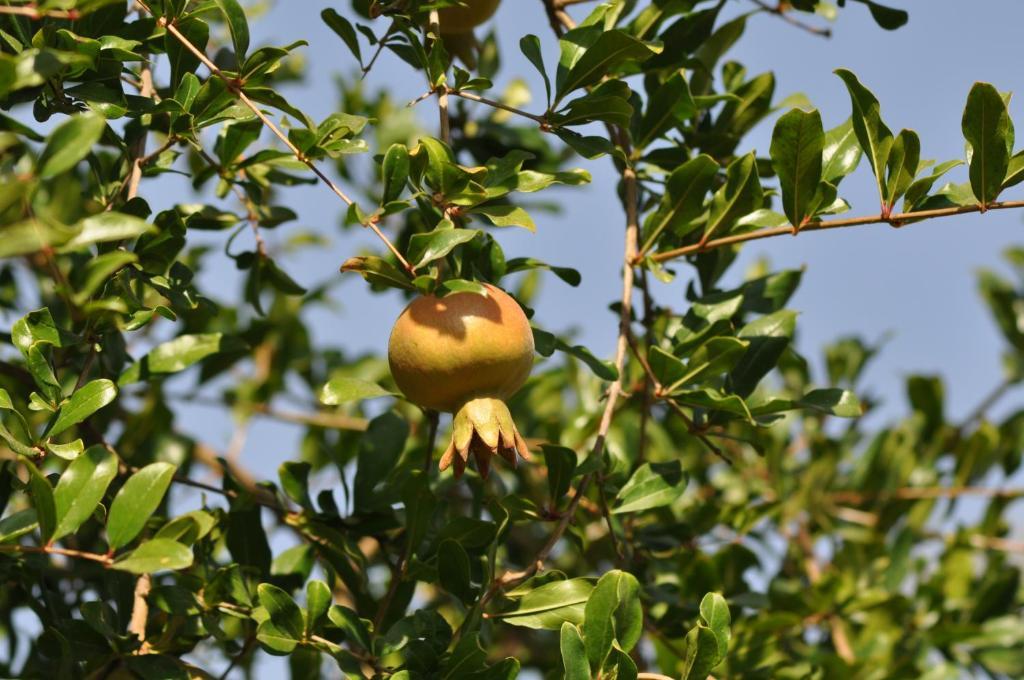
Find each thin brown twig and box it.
[135,1,414,274]
[0,4,80,19]
[427,11,451,144]
[748,0,832,37]
[0,543,112,565]
[643,201,1024,264]
[444,88,549,125]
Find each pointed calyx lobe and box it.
[388,283,534,478]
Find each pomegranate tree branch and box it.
[831,486,1024,504]
[135,1,415,274]
[0,4,80,19]
[643,200,1024,264]
[443,88,549,125]
[427,11,451,144]
[0,543,112,565]
[747,0,832,38]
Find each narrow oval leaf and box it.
[963,82,1013,205]
[560,623,589,680]
[258,583,306,640]
[52,445,117,541]
[107,462,177,550]
[770,108,824,228]
[612,461,686,514]
[48,379,117,438]
[834,69,893,205]
[112,538,194,574]
[38,112,106,179]
[25,461,55,543]
[214,0,250,62]
[491,578,594,629]
[119,333,246,385]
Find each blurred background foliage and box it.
[0,0,1022,678]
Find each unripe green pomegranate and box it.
[438,0,501,34]
[388,284,533,478]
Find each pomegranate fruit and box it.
[438,0,501,34]
[388,284,533,478]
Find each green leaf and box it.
[821,118,863,184]
[438,539,474,603]
[321,9,362,65]
[354,413,409,511]
[533,328,618,381]
[555,30,661,103]
[797,388,862,416]
[560,623,589,680]
[119,333,246,385]
[637,71,696,148]
[341,256,414,292]
[305,580,332,636]
[699,592,731,659]
[963,82,1013,205]
[727,310,797,398]
[612,461,686,514]
[25,461,56,543]
[407,228,480,267]
[704,152,763,241]
[884,129,921,207]
[519,35,551,106]
[641,154,718,250]
[852,0,908,29]
[319,375,394,405]
[834,69,894,206]
[112,539,193,574]
[770,108,824,228]
[52,445,117,541]
[48,379,117,438]
[381,143,410,204]
[106,462,177,550]
[583,570,642,670]
[505,258,581,287]
[37,112,106,179]
[59,212,154,252]
[471,204,536,231]
[681,625,722,679]
[904,159,962,211]
[492,578,594,629]
[542,445,577,505]
[259,583,305,640]
[214,0,250,62]
[0,509,38,544]
[328,605,372,652]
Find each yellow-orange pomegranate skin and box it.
[388,284,534,413]
[438,0,500,34]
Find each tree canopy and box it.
[0,0,1022,678]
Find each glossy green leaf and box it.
[835,69,893,205]
[704,152,763,241]
[407,228,480,267]
[770,108,824,228]
[471,204,536,231]
[963,82,1013,205]
[214,0,250,62]
[681,625,722,679]
[583,570,642,669]
[59,212,154,252]
[641,154,718,249]
[119,333,246,385]
[319,376,394,405]
[381,143,410,204]
[554,30,660,103]
[612,462,686,514]
[0,509,38,544]
[37,112,105,179]
[637,71,696,148]
[49,379,117,438]
[699,592,731,658]
[560,623,589,680]
[305,580,332,636]
[519,35,551,106]
[112,539,193,574]
[52,445,117,541]
[542,445,577,504]
[25,461,55,543]
[106,462,176,550]
[492,578,593,629]
[821,118,862,184]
